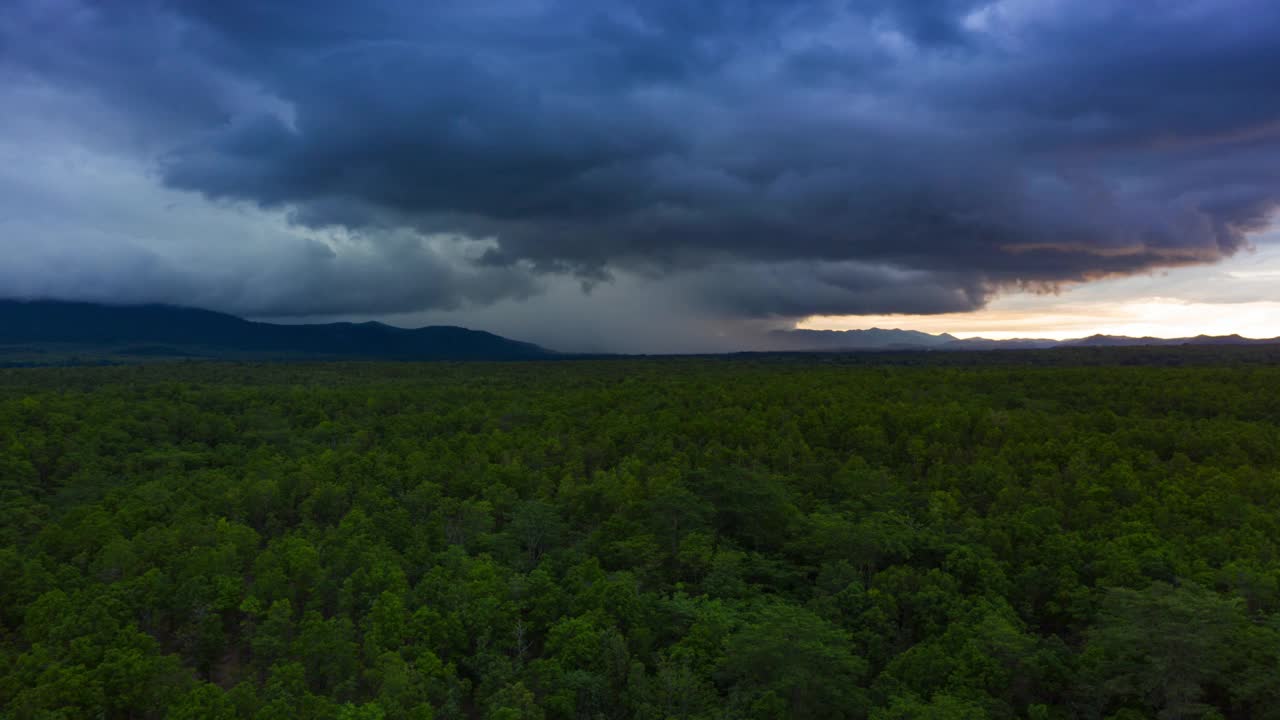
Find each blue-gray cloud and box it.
[2,0,1279,320]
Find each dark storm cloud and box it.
[680,261,991,318]
[4,0,1280,319]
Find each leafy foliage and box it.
[1,359,1279,718]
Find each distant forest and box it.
[3,356,1279,719]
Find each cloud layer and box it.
[3,0,1279,327]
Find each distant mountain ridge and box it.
[4,300,1276,362]
[0,299,552,361]
[771,328,1280,352]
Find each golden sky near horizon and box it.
[800,298,1280,340]
[801,230,1280,340]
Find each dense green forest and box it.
[2,358,1279,719]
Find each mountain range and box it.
[769,328,1280,352]
[0,300,552,361]
[2,299,1277,363]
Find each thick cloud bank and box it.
[2,0,1279,322]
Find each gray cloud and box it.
[0,217,539,319]
[2,0,1279,328]
[0,124,538,318]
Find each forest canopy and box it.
[2,358,1279,719]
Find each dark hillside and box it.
[0,300,552,361]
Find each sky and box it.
[2,0,1279,352]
